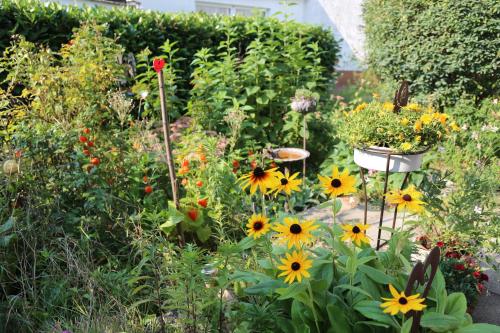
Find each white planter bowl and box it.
[353,147,425,173]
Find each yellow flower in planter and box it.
[420,114,433,125]
[246,214,271,239]
[380,284,426,315]
[273,217,318,249]
[277,250,313,283]
[400,117,409,126]
[386,185,425,214]
[341,223,370,246]
[238,167,278,195]
[318,166,357,198]
[403,103,422,112]
[414,120,423,132]
[400,142,412,151]
[382,101,394,112]
[268,170,302,196]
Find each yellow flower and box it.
[268,169,302,196]
[273,217,318,249]
[400,117,409,126]
[318,166,357,197]
[450,122,460,132]
[278,250,313,284]
[341,223,370,246]
[380,284,427,315]
[414,120,423,132]
[382,101,394,112]
[438,113,448,125]
[238,167,278,195]
[353,102,368,113]
[386,185,425,214]
[420,114,433,125]
[403,103,422,112]
[246,214,271,239]
[400,142,412,151]
[415,135,422,143]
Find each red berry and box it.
[83,149,90,156]
[196,180,203,187]
[144,185,153,194]
[83,128,90,134]
[473,271,481,279]
[187,209,198,221]
[90,157,100,166]
[182,159,189,167]
[232,160,240,168]
[436,241,444,248]
[79,136,88,143]
[87,141,94,147]
[198,198,208,208]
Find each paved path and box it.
[300,199,500,326]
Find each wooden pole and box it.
[157,66,185,246]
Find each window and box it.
[196,2,267,17]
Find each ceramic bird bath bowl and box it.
[266,148,310,162]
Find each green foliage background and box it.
[363,0,500,104]
[0,0,339,99]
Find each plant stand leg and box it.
[376,154,391,250]
[359,167,368,225]
[391,172,410,230]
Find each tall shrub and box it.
[363,0,500,104]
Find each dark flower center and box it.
[398,297,408,305]
[402,194,412,201]
[253,167,265,178]
[253,221,263,231]
[280,178,289,185]
[290,224,302,234]
[352,226,361,234]
[331,178,342,188]
[291,262,301,271]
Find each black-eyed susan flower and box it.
[273,217,318,249]
[380,284,426,315]
[246,214,271,239]
[238,167,278,195]
[268,170,302,196]
[386,185,425,214]
[341,223,370,246]
[277,250,313,284]
[318,166,357,198]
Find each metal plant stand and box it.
[357,146,427,250]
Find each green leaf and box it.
[158,208,184,232]
[420,312,460,332]
[276,282,307,300]
[235,237,257,251]
[444,293,467,319]
[358,265,393,284]
[354,300,395,327]
[244,280,284,295]
[245,86,260,96]
[0,217,14,234]
[196,225,211,243]
[401,317,413,333]
[334,284,373,299]
[455,324,500,333]
[327,303,351,333]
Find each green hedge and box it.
[0,0,339,94]
[363,0,500,104]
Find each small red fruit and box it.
[87,141,94,147]
[144,185,153,194]
[232,160,240,168]
[198,198,208,208]
[153,58,165,72]
[473,271,481,279]
[436,241,444,248]
[79,136,88,143]
[196,180,203,188]
[90,157,100,166]
[83,149,90,156]
[187,209,198,221]
[182,159,189,167]
[83,128,90,134]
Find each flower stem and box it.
[307,282,321,333]
[331,196,338,289]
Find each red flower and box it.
[79,136,88,143]
[83,128,90,134]
[153,58,165,72]
[144,185,153,194]
[477,283,486,293]
[15,150,22,158]
[187,209,198,221]
[196,180,203,188]
[445,251,460,259]
[436,241,444,248]
[87,141,94,148]
[198,198,208,208]
[232,160,240,168]
[480,273,489,282]
[454,264,465,271]
[182,159,189,167]
[473,271,481,279]
[90,157,100,166]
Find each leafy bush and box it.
[0,0,339,101]
[363,0,500,104]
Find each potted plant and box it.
[338,88,459,172]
